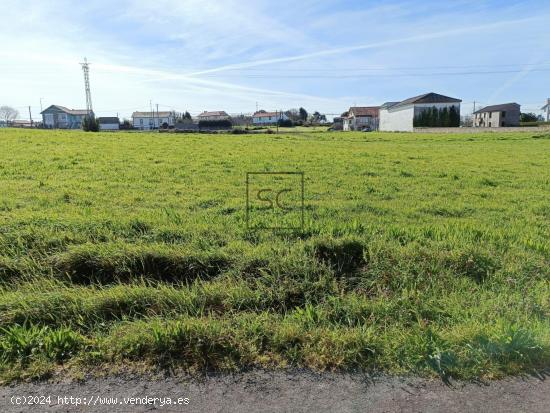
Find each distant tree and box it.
[520,112,538,122]
[449,106,460,126]
[82,115,99,132]
[440,107,450,127]
[310,111,328,124]
[120,119,132,130]
[0,106,19,125]
[184,111,192,120]
[341,111,349,117]
[432,107,440,126]
[299,107,308,121]
[312,111,321,122]
[414,106,460,127]
[285,109,300,122]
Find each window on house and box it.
[501,111,506,118]
[489,112,492,119]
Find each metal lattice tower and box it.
[80,57,93,115]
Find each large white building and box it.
[132,111,175,130]
[379,92,462,132]
[251,111,289,125]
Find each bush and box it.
[277,119,294,127]
[198,120,232,129]
[82,115,99,132]
[120,119,132,130]
[520,113,538,123]
[231,128,249,134]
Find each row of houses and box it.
[131,110,291,130]
[40,105,291,131]
[39,93,525,132]
[336,92,522,132]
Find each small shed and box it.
[98,117,120,131]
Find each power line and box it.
[197,68,550,79]
[214,61,550,72]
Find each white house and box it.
[379,92,462,132]
[196,111,230,121]
[343,107,380,131]
[251,111,289,125]
[98,117,120,131]
[132,111,175,130]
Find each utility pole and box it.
[149,100,153,130]
[39,98,43,113]
[472,101,476,127]
[543,98,550,122]
[156,103,159,129]
[28,106,33,128]
[79,57,93,117]
[276,109,279,134]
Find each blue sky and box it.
[1,0,549,120]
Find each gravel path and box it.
[1,371,548,412]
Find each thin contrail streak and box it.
[0,51,336,103]
[93,62,339,102]
[186,16,546,76]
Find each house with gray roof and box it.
[41,105,91,129]
[197,111,230,121]
[98,117,120,131]
[473,103,520,127]
[379,92,461,131]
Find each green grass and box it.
[0,128,549,382]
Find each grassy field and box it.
[0,128,548,382]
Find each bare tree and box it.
[0,106,19,126]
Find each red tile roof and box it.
[348,106,380,117]
[253,111,281,118]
